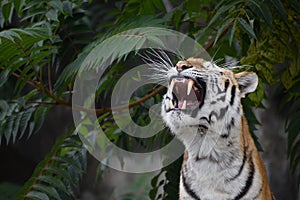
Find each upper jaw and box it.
[165,76,206,113]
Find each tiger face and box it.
[161,58,258,137]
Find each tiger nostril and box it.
[176,64,192,72]
[176,66,182,72]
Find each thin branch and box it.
[22,130,75,200]
[48,62,53,93]
[39,65,43,84]
[100,85,165,114]
[44,85,166,115]
[26,101,59,106]
[0,67,38,88]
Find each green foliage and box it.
[0,89,49,144]
[0,0,299,199]
[149,155,182,200]
[0,27,55,93]
[240,0,300,184]
[16,134,86,200]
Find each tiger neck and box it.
[180,114,244,167]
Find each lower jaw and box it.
[167,105,200,117]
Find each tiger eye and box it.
[182,65,192,70]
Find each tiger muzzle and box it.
[167,76,205,112]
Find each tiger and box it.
[160,58,275,200]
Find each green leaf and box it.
[38,176,69,195]
[18,107,35,139]
[5,115,16,144]
[0,69,10,87]
[14,0,25,15]
[229,20,237,46]
[0,29,21,42]
[6,102,19,116]
[53,156,82,171]
[248,0,272,28]
[62,1,73,16]
[0,100,9,120]
[12,113,22,143]
[25,191,49,200]
[271,0,288,23]
[49,0,64,13]
[207,1,242,28]
[152,0,166,12]
[288,79,300,93]
[45,167,74,186]
[213,18,233,46]
[187,0,201,17]
[33,106,48,134]
[146,35,164,48]
[27,121,35,139]
[33,184,62,200]
[237,17,257,40]
[46,9,59,22]
[2,2,13,24]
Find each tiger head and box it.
[161,58,258,138]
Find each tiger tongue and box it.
[178,99,199,109]
[178,100,187,109]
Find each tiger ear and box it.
[234,72,258,98]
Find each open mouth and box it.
[167,76,206,112]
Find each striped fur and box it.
[160,58,274,200]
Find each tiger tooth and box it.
[169,101,175,109]
[187,80,194,95]
[175,85,179,93]
[169,80,175,93]
[182,100,187,109]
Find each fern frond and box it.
[79,27,177,73]
[0,96,49,144]
[0,27,55,92]
[16,134,87,200]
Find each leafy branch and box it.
[16,134,87,200]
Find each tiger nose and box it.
[176,61,185,72]
[176,62,190,72]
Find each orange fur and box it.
[240,116,274,199]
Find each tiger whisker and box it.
[143,56,170,72]
[146,49,173,70]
